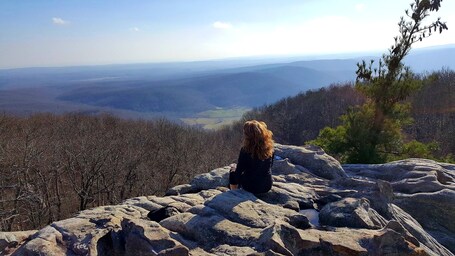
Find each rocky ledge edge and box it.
[1,143,455,256]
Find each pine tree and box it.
[311,0,448,163]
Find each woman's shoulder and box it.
[239,147,252,158]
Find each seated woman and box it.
[229,120,274,194]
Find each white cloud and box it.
[52,17,69,25]
[355,3,366,12]
[213,21,233,30]
[130,27,140,32]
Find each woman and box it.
[229,120,274,194]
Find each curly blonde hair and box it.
[243,120,274,160]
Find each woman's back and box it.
[229,120,274,194]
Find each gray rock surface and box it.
[389,204,454,256]
[190,166,230,191]
[395,189,455,253]
[121,218,189,255]
[2,144,454,256]
[319,197,388,229]
[344,159,455,253]
[275,143,347,180]
[0,231,36,255]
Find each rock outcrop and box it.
[274,143,347,180]
[1,145,454,256]
[343,159,455,253]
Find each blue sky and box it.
[1,0,454,68]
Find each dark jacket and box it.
[229,147,273,194]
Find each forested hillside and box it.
[0,114,240,231]
[242,70,455,160]
[242,84,365,144]
[408,70,455,156]
[2,71,453,232]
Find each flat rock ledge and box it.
[1,145,454,256]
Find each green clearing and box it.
[181,107,250,129]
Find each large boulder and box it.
[0,231,36,255]
[344,159,455,253]
[165,184,196,196]
[343,159,455,194]
[274,143,347,180]
[190,166,230,191]
[257,220,430,256]
[160,211,262,250]
[395,189,455,253]
[271,158,307,176]
[365,227,427,256]
[255,182,317,211]
[120,218,189,255]
[202,190,311,229]
[160,190,311,244]
[13,226,69,256]
[390,204,454,256]
[10,205,145,255]
[319,197,388,229]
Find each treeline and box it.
[407,69,455,156]
[243,70,455,160]
[242,84,366,145]
[0,113,241,231]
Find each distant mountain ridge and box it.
[0,45,454,118]
[57,67,343,113]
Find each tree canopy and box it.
[310,0,448,163]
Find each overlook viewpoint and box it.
[1,144,454,255]
[1,1,455,255]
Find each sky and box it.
[1,0,454,69]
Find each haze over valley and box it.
[1,45,454,128]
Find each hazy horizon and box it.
[1,43,454,71]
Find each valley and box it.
[0,45,454,127]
